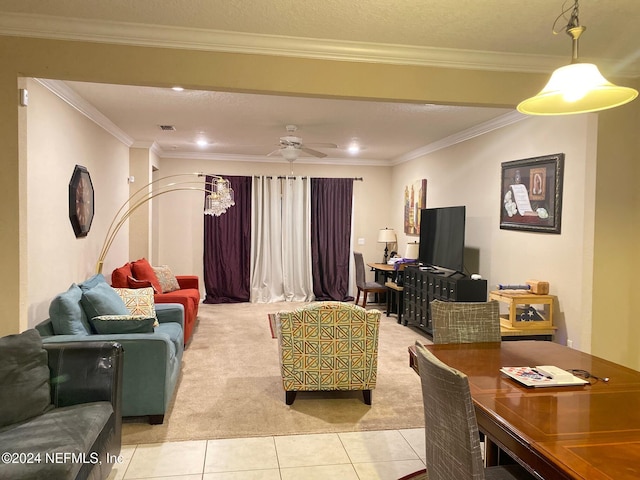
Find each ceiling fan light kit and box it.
[517,0,638,116]
[280,145,300,162]
[268,124,337,161]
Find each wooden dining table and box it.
[409,341,640,480]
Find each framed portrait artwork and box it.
[404,178,427,235]
[500,154,564,234]
[68,165,95,238]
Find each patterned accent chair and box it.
[275,302,381,405]
[430,300,502,344]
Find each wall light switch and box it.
[19,88,28,106]
[357,237,365,245]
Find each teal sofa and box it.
[35,274,184,425]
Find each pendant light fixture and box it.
[517,0,638,116]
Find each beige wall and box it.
[1,34,639,368]
[25,79,130,328]
[592,101,640,367]
[390,115,597,350]
[128,147,154,261]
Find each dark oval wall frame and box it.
[69,165,95,238]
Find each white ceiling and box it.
[57,81,513,163]
[1,0,638,164]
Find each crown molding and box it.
[131,141,163,157]
[390,111,528,165]
[35,78,134,146]
[4,12,637,77]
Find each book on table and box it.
[500,365,589,387]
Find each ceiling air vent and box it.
[159,125,176,131]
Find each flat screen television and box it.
[418,206,466,272]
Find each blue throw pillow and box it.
[49,283,91,335]
[79,273,108,291]
[80,282,130,319]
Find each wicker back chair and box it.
[412,342,534,480]
[430,300,501,344]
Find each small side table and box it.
[385,280,404,324]
[489,290,557,341]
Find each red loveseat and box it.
[111,259,200,345]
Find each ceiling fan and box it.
[267,125,338,161]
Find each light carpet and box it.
[122,301,430,445]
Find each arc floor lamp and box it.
[95,172,234,274]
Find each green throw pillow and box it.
[0,329,52,428]
[80,282,130,319]
[89,315,156,334]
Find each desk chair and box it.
[405,342,534,480]
[431,300,501,344]
[354,251,386,308]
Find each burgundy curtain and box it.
[203,175,252,303]
[311,178,354,301]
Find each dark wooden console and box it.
[402,266,487,336]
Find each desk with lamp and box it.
[368,241,420,322]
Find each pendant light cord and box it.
[552,0,580,35]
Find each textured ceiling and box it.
[62,81,511,161]
[2,0,637,163]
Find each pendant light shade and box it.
[518,0,638,116]
[518,63,638,115]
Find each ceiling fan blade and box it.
[305,142,338,149]
[301,147,327,158]
[266,149,282,157]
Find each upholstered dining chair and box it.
[354,251,386,308]
[275,301,381,405]
[430,300,502,344]
[405,342,535,480]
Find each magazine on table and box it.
[500,365,589,387]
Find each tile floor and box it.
[107,428,426,480]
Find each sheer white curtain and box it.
[250,176,315,303]
[281,177,314,301]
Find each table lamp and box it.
[378,228,397,263]
[404,242,419,260]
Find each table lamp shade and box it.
[378,228,396,243]
[404,242,419,260]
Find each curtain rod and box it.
[253,176,363,181]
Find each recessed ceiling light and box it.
[348,140,361,155]
[172,86,184,92]
[196,139,208,147]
